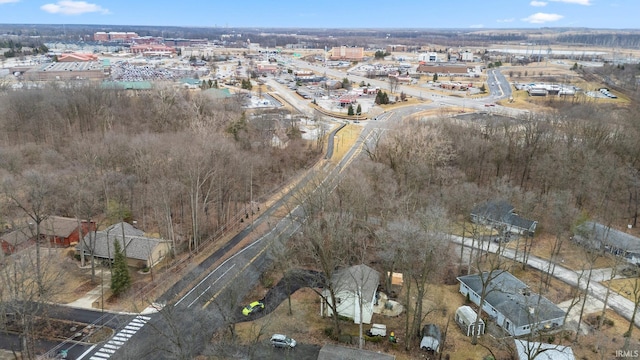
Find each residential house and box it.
[40,216,96,247]
[457,271,565,337]
[515,339,575,360]
[1,226,33,256]
[1,216,95,255]
[76,222,171,268]
[317,344,395,360]
[320,264,380,324]
[470,200,537,236]
[572,221,640,265]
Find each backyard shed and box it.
[420,324,442,352]
[455,305,485,337]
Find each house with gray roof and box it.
[457,271,565,337]
[471,200,537,236]
[515,339,575,360]
[76,222,170,268]
[320,264,380,324]
[317,344,395,360]
[1,225,33,256]
[572,221,640,265]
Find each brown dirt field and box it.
[331,124,363,164]
[602,278,640,302]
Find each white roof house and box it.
[320,264,380,324]
[515,340,575,360]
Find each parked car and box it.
[270,334,296,348]
[242,300,265,316]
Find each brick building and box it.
[329,46,364,61]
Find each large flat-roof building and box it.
[329,46,364,61]
[130,44,176,57]
[94,31,138,42]
[25,61,106,81]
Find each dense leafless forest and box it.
[0,85,321,253]
[1,82,639,259]
[363,104,640,229]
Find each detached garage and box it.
[455,306,485,337]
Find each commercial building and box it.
[418,52,441,63]
[25,61,106,81]
[130,44,176,57]
[57,53,99,62]
[94,32,138,42]
[329,46,364,61]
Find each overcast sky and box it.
[0,0,637,29]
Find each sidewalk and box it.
[66,270,110,310]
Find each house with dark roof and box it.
[470,200,537,236]
[572,221,640,266]
[317,344,395,360]
[76,222,171,268]
[457,271,565,337]
[320,264,380,324]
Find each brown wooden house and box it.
[40,216,96,247]
[1,226,33,256]
[1,216,96,256]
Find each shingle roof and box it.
[471,200,537,233]
[318,344,395,360]
[457,271,565,328]
[471,200,514,222]
[331,264,380,303]
[76,222,167,261]
[0,226,33,247]
[574,221,640,253]
[40,216,81,238]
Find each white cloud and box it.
[0,0,20,4]
[469,24,485,28]
[549,0,591,5]
[522,12,564,23]
[41,1,109,15]
[497,18,515,23]
[530,1,547,6]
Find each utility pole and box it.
[250,163,254,229]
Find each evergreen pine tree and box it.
[356,104,362,115]
[111,239,131,296]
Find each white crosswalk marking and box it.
[90,314,151,359]
[90,355,110,360]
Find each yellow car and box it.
[242,300,265,316]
